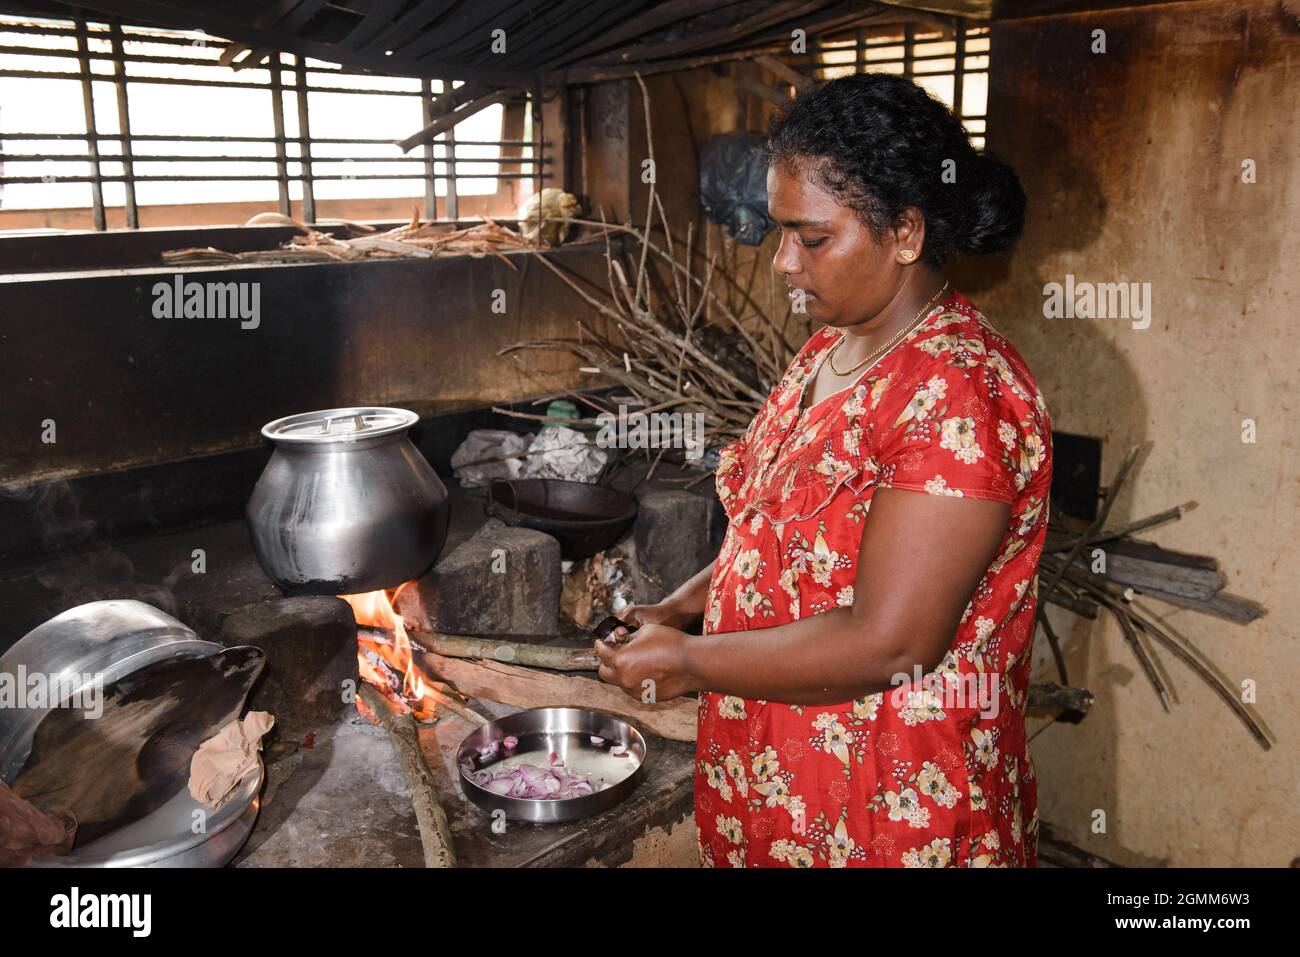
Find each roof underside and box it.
[0,0,908,84]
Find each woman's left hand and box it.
[594,623,696,703]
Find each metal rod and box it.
[0,133,553,147]
[268,52,290,215]
[421,78,437,219]
[108,20,137,228]
[0,172,545,184]
[294,56,315,224]
[532,79,543,198]
[0,152,550,166]
[72,15,104,230]
[443,90,459,221]
[953,18,967,128]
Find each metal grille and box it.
[0,14,550,229]
[800,19,990,148]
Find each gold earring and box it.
[899,249,917,263]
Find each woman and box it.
[596,73,1052,868]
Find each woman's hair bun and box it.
[956,151,1026,255]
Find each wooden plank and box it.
[415,649,698,742]
[598,0,837,65]
[1104,549,1225,601]
[356,0,458,57]
[338,0,408,51]
[557,0,751,66]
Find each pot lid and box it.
[261,407,418,444]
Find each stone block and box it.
[396,519,561,637]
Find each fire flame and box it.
[341,584,438,721]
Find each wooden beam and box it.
[397,88,512,153]
[754,53,810,88]
[734,73,794,108]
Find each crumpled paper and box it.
[188,711,275,808]
[451,429,531,488]
[520,425,607,482]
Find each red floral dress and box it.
[696,290,1052,868]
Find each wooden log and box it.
[1131,587,1266,625]
[1028,682,1095,713]
[415,650,698,742]
[1100,538,1225,600]
[411,629,600,672]
[357,629,490,725]
[358,683,457,868]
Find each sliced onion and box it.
[468,759,608,800]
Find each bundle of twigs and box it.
[499,74,807,451]
[163,211,538,270]
[1036,444,1269,749]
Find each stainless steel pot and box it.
[0,599,216,781]
[246,407,449,594]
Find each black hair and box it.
[766,72,1025,266]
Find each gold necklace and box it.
[826,281,950,376]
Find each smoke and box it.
[1,479,180,619]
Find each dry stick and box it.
[1034,602,1070,686]
[652,193,686,311]
[1047,503,1193,553]
[357,682,457,868]
[632,72,655,312]
[529,251,768,405]
[1038,444,1144,605]
[1054,568,1173,710]
[1070,575,1268,748]
[557,216,785,369]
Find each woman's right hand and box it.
[621,600,692,631]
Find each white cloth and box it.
[450,429,531,487]
[520,425,608,482]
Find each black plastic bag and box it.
[698,131,775,246]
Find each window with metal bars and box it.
[794,19,991,149]
[0,14,549,231]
